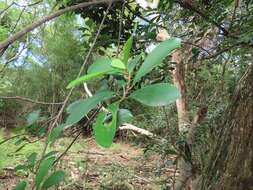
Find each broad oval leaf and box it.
[93,103,119,148]
[111,58,126,70]
[134,38,181,82]
[13,181,27,190]
[65,91,114,127]
[129,83,180,106]
[87,57,112,74]
[42,170,65,189]
[35,157,55,189]
[118,109,133,125]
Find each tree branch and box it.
[175,0,230,37]
[0,96,64,105]
[0,0,122,53]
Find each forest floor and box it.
[0,131,176,190]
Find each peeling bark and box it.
[172,50,190,132]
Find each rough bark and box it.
[172,50,190,132]
[198,64,253,190]
[171,50,193,190]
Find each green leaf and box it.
[111,58,126,70]
[47,124,65,145]
[27,152,37,168]
[93,103,119,148]
[43,151,58,160]
[35,157,55,189]
[87,57,113,74]
[65,91,114,127]
[26,110,40,125]
[118,109,133,125]
[13,181,26,190]
[66,71,114,89]
[42,170,65,189]
[127,54,142,74]
[134,38,181,82]
[122,36,133,65]
[129,83,180,106]
[14,164,27,172]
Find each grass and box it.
[0,129,43,171]
[0,129,172,189]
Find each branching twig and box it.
[117,0,126,56]
[125,4,167,30]
[33,4,114,188]
[230,0,240,28]
[0,0,122,53]
[0,2,14,16]
[0,134,26,145]
[0,96,64,105]
[53,106,102,165]
[10,7,26,34]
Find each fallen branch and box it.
[119,123,154,137]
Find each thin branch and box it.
[0,0,122,53]
[34,3,114,186]
[11,7,26,34]
[175,0,230,37]
[0,134,26,145]
[0,2,14,16]
[230,0,240,28]
[13,0,43,7]
[0,44,27,76]
[182,41,211,55]
[117,0,126,56]
[53,106,102,165]
[125,4,167,30]
[202,44,239,59]
[0,96,64,105]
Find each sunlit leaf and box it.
[66,71,114,89]
[129,83,180,106]
[87,57,113,74]
[134,38,181,82]
[111,58,126,70]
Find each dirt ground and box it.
[0,138,177,190]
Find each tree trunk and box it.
[198,64,253,190]
[172,50,190,132]
[171,50,193,190]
